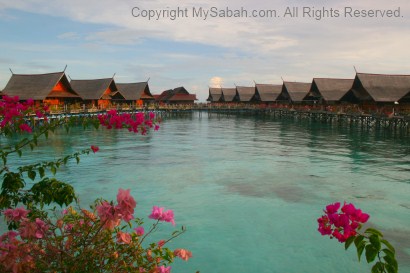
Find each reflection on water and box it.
[3,113,410,272]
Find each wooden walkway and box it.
[44,108,410,131]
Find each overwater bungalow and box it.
[254,84,283,104]
[279,82,311,104]
[2,71,81,106]
[341,73,410,112]
[207,87,223,103]
[156,87,197,104]
[221,88,239,103]
[305,78,354,105]
[116,82,154,107]
[70,78,124,109]
[236,86,256,103]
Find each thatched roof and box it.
[168,94,197,101]
[2,72,80,100]
[255,84,282,102]
[282,82,311,102]
[116,82,154,101]
[70,78,118,100]
[349,73,410,102]
[309,78,354,102]
[221,88,238,102]
[156,86,196,102]
[236,86,255,102]
[207,87,222,102]
[399,91,410,102]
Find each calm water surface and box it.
[5,113,410,272]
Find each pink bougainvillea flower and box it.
[134,226,145,236]
[96,201,120,230]
[34,218,48,239]
[3,207,30,222]
[157,265,172,273]
[325,202,340,214]
[154,124,160,131]
[173,249,192,261]
[116,231,132,244]
[318,201,370,243]
[18,221,37,239]
[115,188,136,222]
[91,145,99,153]
[341,202,356,215]
[19,123,32,133]
[149,206,175,226]
[26,98,34,106]
[157,240,165,248]
[18,218,49,239]
[162,210,175,226]
[149,206,164,220]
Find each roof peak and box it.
[70,78,114,81]
[357,72,410,77]
[313,77,353,80]
[12,71,64,76]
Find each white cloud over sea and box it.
[1,0,410,101]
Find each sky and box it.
[1,0,410,101]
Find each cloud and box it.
[1,0,410,101]
[58,32,80,40]
[209,76,223,88]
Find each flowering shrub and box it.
[318,202,398,273]
[0,96,159,216]
[0,188,191,273]
[0,96,192,272]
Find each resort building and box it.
[254,84,283,104]
[341,73,410,112]
[279,82,312,104]
[2,71,81,106]
[236,86,256,103]
[207,87,223,103]
[306,78,354,105]
[155,87,197,104]
[116,82,155,107]
[221,88,239,103]
[70,78,124,109]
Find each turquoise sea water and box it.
[4,113,410,272]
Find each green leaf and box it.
[38,167,45,178]
[383,255,398,272]
[354,235,365,248]
[381,239,395,254]
[28,170,36,181]
[371,262,384,273]
[385,264,398,273]
[63,156,70,165]
[17,150,22,157]
[365,228,383,237]
[382,249,395,259]
[76,156,80,164]
[369,234,382,251]
[51,165,57,175]
[2,172,25,193]
[365,245,378,263]
[356,241,366,261]
[345,236,356,250]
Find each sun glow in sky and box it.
[1,0,410,101]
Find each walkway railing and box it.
[43,105,410,131]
